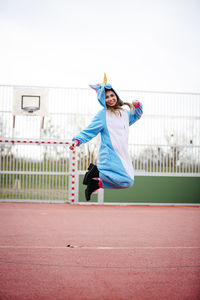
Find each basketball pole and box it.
[12,115,16,138]
[40,116,45,139]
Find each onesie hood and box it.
[89,74,122,108]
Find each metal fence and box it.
[0,84,200,202]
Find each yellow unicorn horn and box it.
[103,73,107,84]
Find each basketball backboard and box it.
[13,87,49,116]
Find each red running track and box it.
[0,203,200,300]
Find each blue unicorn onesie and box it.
[72,76,143,190]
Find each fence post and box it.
[98,188,104,204]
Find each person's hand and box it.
[133,100,140,108]
[69,140,78,150]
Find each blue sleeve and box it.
[128,103,143,126]
[72,110,104,145]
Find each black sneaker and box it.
[83,163,99,185]
[85,179,99,201]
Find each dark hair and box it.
[105,88,134,113]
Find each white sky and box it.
[0,0,200,92]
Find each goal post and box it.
[0,138,78,203]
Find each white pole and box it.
[98,188,104,204]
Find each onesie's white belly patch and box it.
[106,110,134,179]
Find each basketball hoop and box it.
[22,106,40,113]
[12,87,49,138]
[21,95,40,114]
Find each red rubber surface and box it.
[0,203,200,300]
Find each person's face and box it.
[105,90,118,107]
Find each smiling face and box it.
[105,90,118,107]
